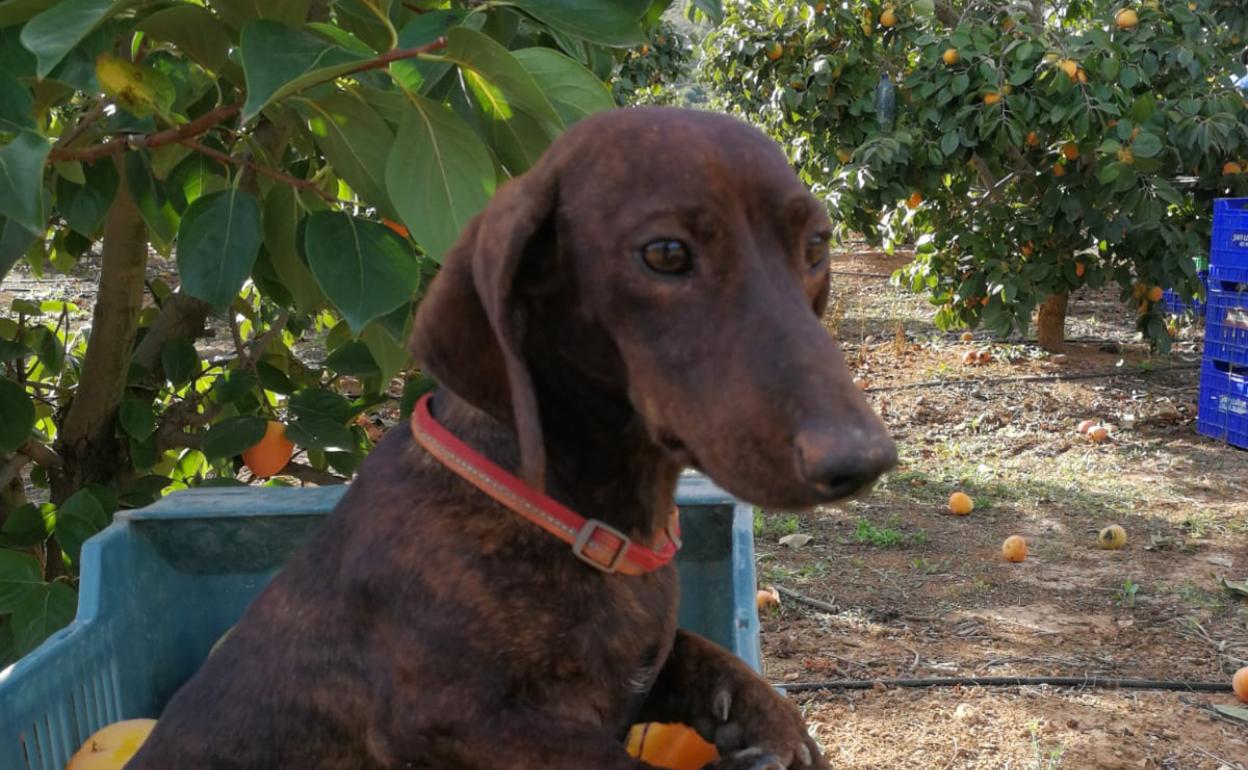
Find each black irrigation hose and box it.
[862,362,1201,393]
[780,676,1232,694]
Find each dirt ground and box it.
[759,247,1248,769]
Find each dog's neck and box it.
[430,389,682,542]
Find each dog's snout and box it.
[794,425,898,501]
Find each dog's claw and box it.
[712,688,732,722]
[796,742,812,766]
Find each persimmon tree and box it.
[0,0,704,664]
[702,0,1248,350]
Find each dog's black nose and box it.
[794,427,897,501]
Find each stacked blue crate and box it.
[1198,199,1248,449]
[1161,271,1207,316]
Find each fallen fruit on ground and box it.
[948,491,974,515]
[1002,535,1028,562]
[756,586,781,610]
[1234,667,1248,703]
[242,421,295,478]
[1098,524,1127,549]
[976,349,993,364]
[962,350,978,366]
[1088,425,1110,442]
[961,331,974,341]
[626,722,719,770]
[1077,419,1097,435]
[67,719,158,770]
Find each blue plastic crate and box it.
[1211,198,1248,270]
[1210,262,1248,287]
[1196,359,1248,449]
[1162,271,1208,316]
[0,477,760,770]
[1202,279,1248,366]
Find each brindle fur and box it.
[129,107,896,770]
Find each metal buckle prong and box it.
[572,519,630,573]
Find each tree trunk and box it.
[53,154,148,502]
[1036,291,1069,352]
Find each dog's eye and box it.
[805,233,830,268]
[639,240,693,275]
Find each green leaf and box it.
[262,185,323,312]
[512,48,614,126]
[445,27,561,127]
[462,71,553,175]
[0,375,35,453]
[125,151,179,248]
[285,416,354,451]
[0,129,51,235]
[211,368,256,403]
[119,398,155,441]
[0,503,51,548]
[210,0,312,29]
[688,0,723,24]
[1219,576,1248,598]
[138,5,232,72]
[0,0,58,28]
[289,388,354,425]
[239,20,371,123]
[297,92,396,215]
[510,0,647,47]
[160,336,199,386]
[0,549,42,613]
[362,322,411,386]
[202,415,268,459]
[95,53,175,119]
[304,212,420,332]
[55,488,110,569]
[19,0,119,78]
[56,156,118,236]
[1,217,37,285]
[391,10,466,93]
[10,582,76,657]
[940,131,959,156]
[324,339,381,378]
[1131,132,1163,159]
[176,188,262,314]
[1213,704,1248,724]
[386,93,496,263]
[0,69,34,131]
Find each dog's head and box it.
[410,107,896,509]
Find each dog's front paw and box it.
[690,680,827,769]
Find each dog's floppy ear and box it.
[409,165,558,490]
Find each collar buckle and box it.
[571,519,631,574]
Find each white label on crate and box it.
[1221,395,1248,415]
[1234,232,1248,248]
[1228,309,1248,330]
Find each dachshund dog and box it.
[129,107,897,770]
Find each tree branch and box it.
[277,461,348,485]
[181,139,340,202]
[48,104,242,163]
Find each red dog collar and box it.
[409,394,680,575]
